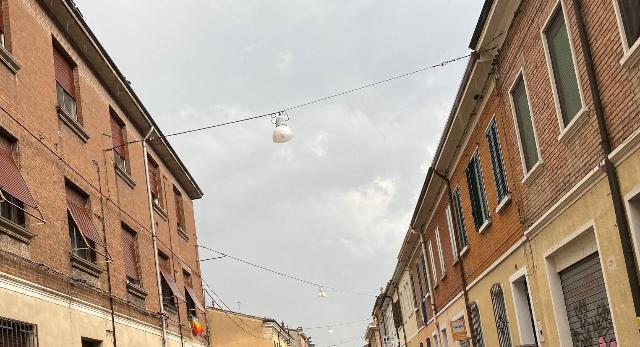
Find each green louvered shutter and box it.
[486,120,508,201]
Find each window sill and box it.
[440,273,447,281]
[558,107,590,144]
[58,106,89,143]
[115,163,136,189]
[620,39,640,69]
[477,218,492,234]
[70,253,102,278]
[0,216,34,243]
[177,225,189,241]
[495,194,512,214]
[521,160,544,186]
[459,246,469,257]
[0,44,20,74]
[126,281,147,299]
[153,202,168,221]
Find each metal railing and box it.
[0,316,38,347]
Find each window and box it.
[148,156,163,208]
[616,0,640,49]
[421,252,431,293]
[543,5,583,126]
[468,302,485,347]
[452,188,468,250]
[0,133,38,228]
[174,186,186,232]
[121,225,140,286]
[81,338,102,347]
[485,120,509,204]
[110,113,127,171]
[435,227,446,277]
[510,272,538,346]
[445,205,458,260]
[53,44,77,122]
[490,284,513,347]
[428,241,438,285]
[66,184,104,264]
[465,152,490,230]
[158,251,184,311]
[510,75,539,172]
[0,316,38,347]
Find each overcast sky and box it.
[78,1,483,345]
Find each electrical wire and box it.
[198,245,377,297]
[319,336,365,347]
[104,49,480,151]
[303,318,371,330]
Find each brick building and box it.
[0,0,208,346]
[371,0,639,346]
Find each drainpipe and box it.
[142,128,169,347]
[432,170,476,343]
[93,159,117,347]
[571,0,640,319]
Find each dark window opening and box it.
[1,190,25,226]
[466,153,490,230]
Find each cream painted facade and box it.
[207,308,296,347]
[397,269,419,347]
[0,272,206,347]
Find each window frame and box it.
[611,0,640,67]
[508,69,543,182]
[434,226,446,278]
[445,204,458,261]
[540,0,588,140]
[428,241,438,287]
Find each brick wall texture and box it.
[0,0,207,343]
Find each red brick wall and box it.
[0,0,206,341]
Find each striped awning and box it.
[67,199,104,248]
[160,269,185,301]
[185,286,205,311]
[0,149,38,209]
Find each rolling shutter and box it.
[66,187,104,249]
[559,252,616,346]
[110,115,125,157]
[160,269,185,301]
[53,46,75,98]
[185,286,205,311]
[121,227,139,280]
[174,187,185,227]
[148,156,160,196]
[0,135,38,209]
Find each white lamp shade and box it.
[273,124,294,143]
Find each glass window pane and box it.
[547,10,582,125]
[512,79,539,171]
[619,0,640,46]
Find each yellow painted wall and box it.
[208,309,292,347]
[0,276,205,347]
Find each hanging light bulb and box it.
[328,327,334,334]
[318,287,327,298]
[272,112,294,143]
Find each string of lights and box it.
[198,245,377,297]
[319,336,365,347]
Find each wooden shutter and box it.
[0,135,38,209]
[392,300,402,330]
[466,161,482,229]
[547,10,581,125]
[560,252,616,346]
[121,227,139,280]
[174,187,185,227]
[110,115,125,157]
[148,156,160,196]
[486,121,508,201]
[53,46,75,98]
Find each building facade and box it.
[207,308,311,347]
[371,0,640,346]
[0,0,208,346]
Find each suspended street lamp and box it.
[318,287,327,298]
[272,112,294,143]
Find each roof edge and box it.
[469,0,496,49]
